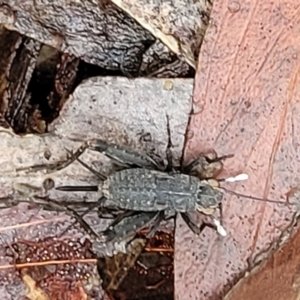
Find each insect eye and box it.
[197,191,204,200]
[198,185,212,197]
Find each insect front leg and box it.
[183,152,234,179]
[180,213,202,235]
[180,213,219,235]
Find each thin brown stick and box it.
[0,258,97,270]
[144,247,174,252]
[0,216,68,232]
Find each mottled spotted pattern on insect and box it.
[101,168,222,214]
[19,133,230,245]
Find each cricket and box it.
[16,125,290,249]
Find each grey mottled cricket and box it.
[17,128,249,246]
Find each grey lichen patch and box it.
[0,76,192,298]
[0,75,193,248]
[50,76,193,169]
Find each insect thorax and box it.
[196,183,223,210]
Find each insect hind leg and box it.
[101,211,163,243]
[165,114,174,172]
[87,139,160,169]
[17,138,160,174]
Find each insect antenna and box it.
[218,173,296,206]
[65,148,107,181]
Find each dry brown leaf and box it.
[23,274,49,300]
[111,0,213,68]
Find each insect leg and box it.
[52,149,106,192]
[66,148,107,181]
[16,141,91,173]
[98,207,124,219]
[13,181,104,239]
[182,153,234,179]
[180,213,202,235]
[144,211,165,238]
[180,213,217,235]
[101,212,160,243]
[13,194,100,240]
[58,196,124,240]
[40,197,100,239]
[57,199,105,239]
[165,114,173,172]
[87,139,159,169]
[106,210,137,227]
[17,139,160,174]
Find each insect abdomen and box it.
[103,168,199,212]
